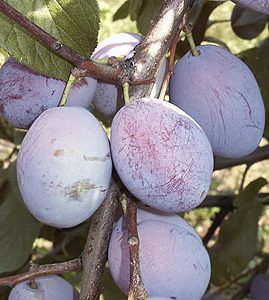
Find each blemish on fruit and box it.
[54,149,64,157]
[83,152,111,162]
[63,179,98,199]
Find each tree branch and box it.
[127,198,147,300]
[202,207,231,246]
[129,0,193,100]
[79,179,120,300]
[214,145,269,170]
[199,193,269,209]
[0,0,126,84]
[0,259,81,288]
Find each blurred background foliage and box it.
[0,0,269,299]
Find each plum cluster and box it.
[1,30,265,299]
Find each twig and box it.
[214,145,269,170]
[230,283,250,300]
[126,197,148,300]
[79,179,120,300]
[0,259,81,288]
[130,0,193,100]
[202,207,231,246]
[199,193,269,209]
[0,0,126,84]
[205,260,268,300]
[159,29,180,100]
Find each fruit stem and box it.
[185,31,199,57]
[123,82,130,105]
[59,72,78,107]
[29,279,38,289]
[93,56,124,64]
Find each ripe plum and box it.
[108,209,211,299]
[231,0,269,15]
[0,58,97,129]
[91,33,167,116]
[8,275,79,300]
[17,106,112,228]
[170,45,265,158]
[250,273,269,300]
[110,97,213,213]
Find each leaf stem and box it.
[123,82,130,104]
[185,31,200,56]
[59,72,78,107]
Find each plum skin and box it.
[110,97,213,213]
[231,0,269,15]
[170,45,265,158]
[0,57,97,129]
[250,273,269,300]
[108,209,211,299]
[17,106,112,228]
[8,275,79,300]
[91,33,167,116]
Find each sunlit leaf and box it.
[209,178,268,286]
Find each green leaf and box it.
[129,0,143,21]
[136,0,162,35]
[209,178,268,286]
[113,0,130,21]
[100,267,125,300]
[0,164,41,274]
[0,0,100,81]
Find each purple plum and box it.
[108,209,211,299]
[231,0,269,15]
[250,272,269,300]
[0,58,97,129]
[91,33,167,116]
[110,97,213,213]
[170,45,265,158]
[17,106,112,228]
[8,275,79,300]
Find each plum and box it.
[8,275,79,300]
[231,0,269,15]
[110,97,213,213]
[250,272,269,300]
[231,5,268,40]
[91,33,167,116]
[108,209,211,299]
[17,106,112,228]
[0,58,97,129]
[170,45,265,158]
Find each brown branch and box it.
[199,193,269,209]
[159,29,180,100]
[0,259,81,288]
[0,0,126,84]
[129,0,193,100]
[202,207,231,246]
[127,198,148,300]
[79,179,120,300]
[214,145,269,170]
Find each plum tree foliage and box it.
[0,0,268,299]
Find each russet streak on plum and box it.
[111,98,213,212]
